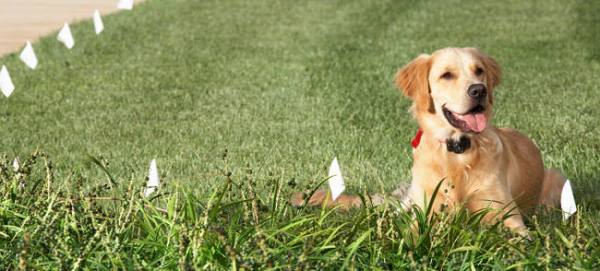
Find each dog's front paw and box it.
[513,226,532,241]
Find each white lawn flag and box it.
[561,180,577,220]
[57,22,75,49]
[0,65,15,97]
[93,10,104,34]
[328,157,346,201]
[13,157,20,172]
[19,41,38,69]
[144,159,160,197]
[117,0,134,10]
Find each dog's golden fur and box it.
[291,48,566,235]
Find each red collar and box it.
[411,129,423,149]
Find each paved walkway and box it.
[0,0,142,56]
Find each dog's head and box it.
[395,48,501,143]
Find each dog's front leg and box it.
[403,182,426,210]
[467,188,529,238]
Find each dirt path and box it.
[0,0,142,56]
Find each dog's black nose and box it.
[467,84,487,99]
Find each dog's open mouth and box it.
[443,104,487,133]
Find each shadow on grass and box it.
[573,173,600,210]
[305,0,422,131]
[575,0,600,62]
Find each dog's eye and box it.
[440,72,454,80]
[474,67,484,76]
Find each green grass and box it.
[0,0,599,269]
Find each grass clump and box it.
[0,151,598,269]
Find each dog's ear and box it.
[480,53,501,91]
[395,54,434,113]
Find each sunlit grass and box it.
[1,0,599,268]
[1,152,598,269]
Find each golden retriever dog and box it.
[292,48,567,235]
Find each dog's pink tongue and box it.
[455,113,487,132]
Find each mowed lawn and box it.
[0,0,599,269]
[1,0,599,194]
